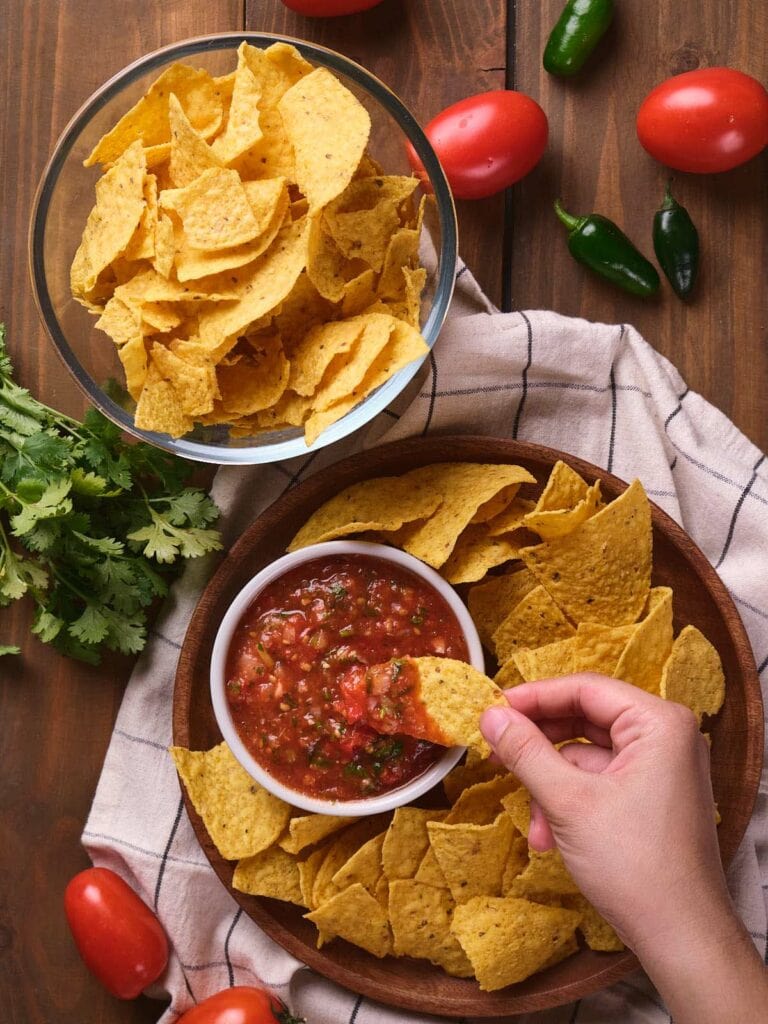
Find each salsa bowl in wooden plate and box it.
[173,435,763,1017]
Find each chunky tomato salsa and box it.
[225,554,468,800]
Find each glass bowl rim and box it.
[28,31,458,465]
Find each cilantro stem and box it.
[0,480,20,507]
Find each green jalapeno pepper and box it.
[554,199,661,297]
[653,183,700,300]
[544,0,615,77]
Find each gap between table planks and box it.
[0,1,765,1022]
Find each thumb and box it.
[480,705,579,811]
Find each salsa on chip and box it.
[171,457,727,993]
[72,42,431,446]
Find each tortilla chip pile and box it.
[71,42,430,445]
[171,741,619,990]
[171,458,726,992]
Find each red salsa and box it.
[225,554,468,801]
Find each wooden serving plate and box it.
[173,436,763,1017]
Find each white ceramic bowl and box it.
[210,540,485,816]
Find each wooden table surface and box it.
[1,2,765,1021]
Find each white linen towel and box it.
[84,264,768,1024]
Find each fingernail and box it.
[480,706,511,747]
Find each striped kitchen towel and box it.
[83,263,768,1024]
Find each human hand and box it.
[479,674,724,953]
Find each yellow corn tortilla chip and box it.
[96,295,143,347]
[445,774,519,826]
[85,64,223,167]
[520,479,652,626]
[440,526,524,585]
[402,266,426,328]
[467,569,538,650]
[513,623,635,682]
[170,742,291,860]
[395,464,536,569]
[486,498,537,537]
[382,807,448,882]
[324,175,419,272]
[134,363,193,436]
[414,847,446,887]
[233,846,304,905]
[614,586,674,695]
[311,314,395,412]
[118,335,149,401]
[274,272,334,352]
[524,480,602,541]
[473,487,525,525]
[278,813,353,855]
[303,319,429,446]
[331,832,385,896]
[507,848,580,901]
[536,460,590,510]
[150,343,218,418]
[167,93,222,188]
[141,301,183,333]
[312,816,390,908]
[238,41,310,112]
[305,215,356,302]
[288,472,443,551]
[427,814,516,903]
[500,787,531,837]
[231,106,296,182]
[660,624,726,723]
[341,268,379,318]
[123,173,158,262]
[217,334,289,416]
[562,893,625,951]
[298,844,330,910]
[374,873,389,910]
[500,835,530,895]
[378,226,420,299]
[389,880,474,977]
[196,218,310,345]
[305,882,392,957]
[278,68,371,211]
[115,267,238,305]
[366,656,506,758]
[494,659,526,689]
[288,318,365,396]
[153,212,176,278]
[492,585,576,664]
[443,750,509,804]
[71,141,146,299]
[160,167,264,250]
[210,57,263,165]
[451,896,581,991]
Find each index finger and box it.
[503,673,664,731]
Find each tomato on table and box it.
[176,986,304,1024]
[64,867,168,999]
[637,67,768,173]
[281,0,383,15]
[408,90,548,199]
[225,554,468,800]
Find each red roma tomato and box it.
[637,67,768,173]
[177,986,305,1024]
[408,91,548,199]
[64,868,168,999]
[281,0,383,15]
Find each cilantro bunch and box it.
[0,324,221,663]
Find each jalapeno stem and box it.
[554,199,586,234]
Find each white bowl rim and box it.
[210,539,485,816]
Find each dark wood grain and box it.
[510,0,768,452]
[245,0,508,306]
[0,5,242,1023]
[173,436,762,1017]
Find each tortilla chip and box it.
[394,464,536,569]
[427,814,515,903]
[85,64,222,167]
[440,526,524,585]
[169,742,291,860]
[96,295,143,347]
[492,585,576,664]
[524,480,602,541]
[278,68,371,211]
[500,787,531,838]
[134,363,193,436]
[562,893,625,951]
[389,880,474,977]
[297,844,331,911]
[445,774,519,826]
[535,460,590,511]
[160,167,264,250]
[451,896,581,990]
[287,318,366,396]
[414,847,447,887]
[486,498,537,537]
[324,175,419,271]
[494,659,526,689]
[141,301,183,333]
[231,106,296,182]
[118,334,149,401]
[312,816,390,908]
[210,57,263,165]
[519,480,652,626]
[500,836,530,895]
[378,226,419,299]
[279,813,353,855]
[443,750,509,804]
[310,314,395,412]
[124,173,158,262]
[167,92,222,188]
[153,212,176,278]
[233,846,304,905]
[382,807,448,881]
[660,625,726,723]
[305,883,392,957]
[150,343,217,417]
[513,623,635,682]
[467,569,538,650]
[340,268,379,317]
[217,334,289,416]
[331,833,386,896]
[507,848,579,901]
[71,141,146,298]
[305,214,359,302]
[614,586,674,694]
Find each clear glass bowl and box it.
[29,33,457,465]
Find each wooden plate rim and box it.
[173,435,763,1016]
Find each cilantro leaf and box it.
[10,478,73,536]
[31,608,65,642]
[128,508,222,563]
[0,644,20,657]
